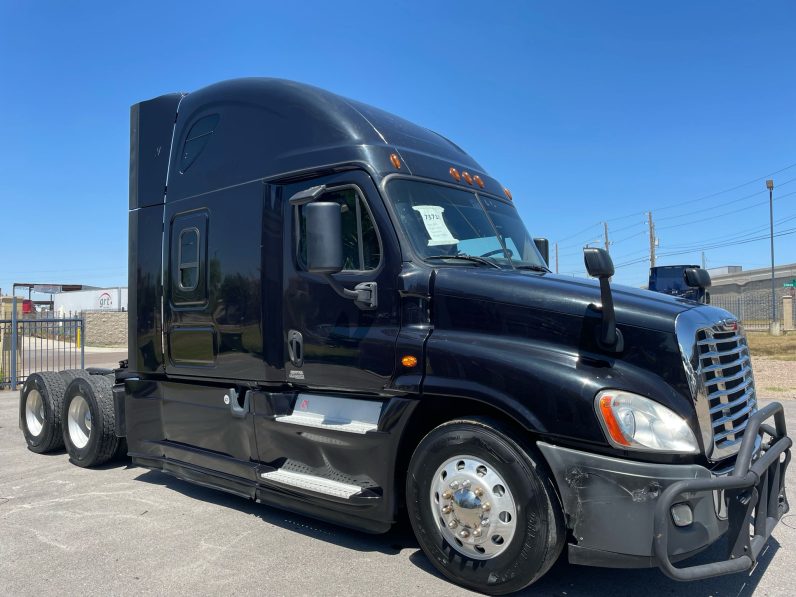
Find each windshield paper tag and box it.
[412,205,459,246]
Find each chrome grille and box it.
[695,327,757,457]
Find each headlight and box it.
[595,390,699,454]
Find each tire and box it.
[61,375,120,467]
[60,369,91,385]
[20,372,66,453]
[406,417,565,595]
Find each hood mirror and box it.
[584,248,623,352]
[684,267,711,289]
[684,267,711,304]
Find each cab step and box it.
[260,469,365,499]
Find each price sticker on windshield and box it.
[412,205,459,246]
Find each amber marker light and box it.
[449,167,461,181]
[503,187,513,200]
[462,171,473,185]
[597,394,631,447]
[390,153,401,169]
[401,355,418,368]
[473,175,484,188]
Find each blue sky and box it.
[1,0,794,295]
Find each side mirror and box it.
[304,202,343,274]
[584,248,622,351]
[684,268,711,289]
[533,238,550,266]
[584,247,615,278]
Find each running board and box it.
[260,469,364,499]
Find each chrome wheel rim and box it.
[25,389,45,437]
[430,456,518,560]
[67,395,92,449]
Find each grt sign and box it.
[98,292,113,309]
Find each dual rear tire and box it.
[19,371,122,467]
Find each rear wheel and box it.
[406,418,564,595]
[61,376,120,467]
[20,372,66,453]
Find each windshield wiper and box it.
[425,254,502,269]
[514,264,550,273]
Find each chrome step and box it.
[260,469,363,499]
[274,394,381,434]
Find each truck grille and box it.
[695,327,757,457]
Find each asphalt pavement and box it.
[1,391,793,596]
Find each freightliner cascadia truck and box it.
[19,79,790,594]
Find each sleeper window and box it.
[171,210,208,306]
[179,228,199,290]
[297,188,381,271]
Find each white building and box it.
[54,287,128,314]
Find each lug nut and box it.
[448,520,458,529]
[481,518,490,526]
[450,481,460,490]
[441,505,452,514]
[482,502,491,512]
[442,490,452,500]
[462,480,471,489]
[474,487,483,497]
[459,529,470,539]
[473,528,482,538]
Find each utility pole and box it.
[701,251,706,269]
[648,211,656,268]
[555,242,559,273]
[604,222,610,253]
[767,179,779,334]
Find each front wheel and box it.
[406,418,564,595]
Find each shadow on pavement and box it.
[134,467,780,595]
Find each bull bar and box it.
[653,402,791,581]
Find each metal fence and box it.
[0,310,84,390]
[710,291,796,331]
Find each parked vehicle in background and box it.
[18,79,790,595]
[649,264,711,302]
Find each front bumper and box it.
[538,402,791,579]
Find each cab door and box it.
[282,170,400,393]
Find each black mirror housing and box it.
[584,248,614,278]
[684,267,711,289]
[305,202,343,274]
[533,238,550,266]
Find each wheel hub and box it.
[25,389,45,437]
[431,456,517,560]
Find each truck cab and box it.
[20,78,790,595]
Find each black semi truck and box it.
[19,79,790,594]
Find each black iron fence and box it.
[0,311,84,390]
[710,291,796,331]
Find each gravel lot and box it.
[0,390,793,596]
[753,357,796,400]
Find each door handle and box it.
[287,330,304,367]
[225,388,249,418]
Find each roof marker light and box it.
[390,153,401,169]
[449,167,461,181]
[473,175,485,188]
[462,171,473,185]
[503,188,513,200]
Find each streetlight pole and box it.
[767,179,779,335]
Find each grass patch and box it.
[745,332,796,361]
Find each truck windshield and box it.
[387,178,546,269]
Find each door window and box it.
[296,187,381,271]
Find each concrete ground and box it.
[0,391,793,597]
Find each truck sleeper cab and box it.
[19,78,791,595]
